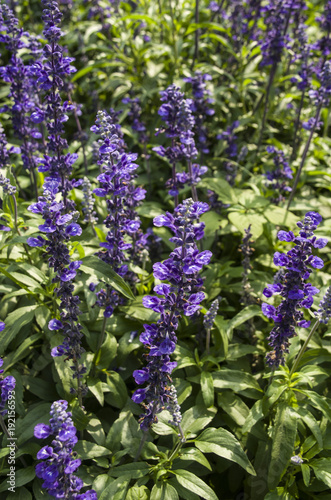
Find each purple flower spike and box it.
[262,212,324,367]
[133,199,211,431]
[34,399,96,498]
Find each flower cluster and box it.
[27,177,86,395]
[0,4,43,177]
[240,225,255,306]
[314,1,331,57]
[132,199,212,430]
[92,110,147,316]
[262,212,326,367]
[184,72,214,154]
[154,84,206,200]
[217,120,240,185]
[259,0,291,67]
[264,146,293,204]
[122,96,148,144]
[29,0,77,203]
[315,286,331,324]
[34,400,97,499]
[81,177,97,226]
[203,298,219,331]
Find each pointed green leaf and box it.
[80,256,134,300]
[171,469,218,500]
[201,371,214,408]
[150,483,179,500]
[268,404,297,490]
[195,427,256,475]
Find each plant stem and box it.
[91,316,107,376]
[206,328,211,354]
[290,89,305,162]
[257,63,277,152]
[192,0,199,68]
[134,430,149,462]
[286,101,323,211]
[289,320,319,378]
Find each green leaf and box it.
[126,486,150,500]
[86,417,106,446]
[75,440,111,459]
[171,469,218,500]
[178,447,212,471]
[219,392,249,426]
[99,476,130,500]
[109,463,150,479]
[304,390,331,421]
[226,305,263,339]
[80,256,134,300]
[263,206,298,227]
[7,486,33,500]
[242,400,264,434]
[296,407,323,448]
[195,427,256,475]
[0,266,40,298]
[212,369,262,393]
[173,345,197,370]
[268,404,297,490]
[310,458,331,488]
[88,377,105,406]
[0,466,35,492]
[0,305,38,354]
[200,371,214,408]
[4,332,41,370]
[150,483,179,500]
[94,332,117,370]
[181,405,217,437]
[121,296,158,322]
[264,489,296,500]
[213,316,228,356]
[105,371,128,409]
[228,211,265,239]
[16,403,51,446]
[200,177,237,204]
[301,464,310,487]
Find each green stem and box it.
[206,328,211,354]
[91,316,107,376]
[286,101,323,211]
[134,430,149,462]
[289,320,319,378]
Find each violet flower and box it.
[264,146,293,204]
[27,177,86,400]
[29,0,78,205]
[262,212,326,367]
[183,71,214,154]
[34,400,97,499]
[132,199,212,431]
[315,286,331,324]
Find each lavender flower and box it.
[132,199,212,430]
[240,225,254,306]
[27,177,86,399]
[217,120,239,185]
[34,400,97,499]
[262,212,325,367]
[259,0,291,67]
[81,177,97,225]
[184,72,214,154]
[122,96,148,144]
[203,299,219,331]
[314,1,331,57]
[92,110,146,317]
[265,146,293,204]
[154,84,204,201]
[29,0,78,204]
[315,285,331,324]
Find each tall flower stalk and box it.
[132,199,212,434]
[262,211,325,367]
[34,400,97,499]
